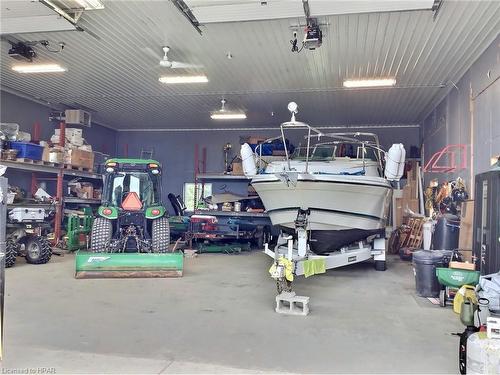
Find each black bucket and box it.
[413,250,453,297]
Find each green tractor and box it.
[75,158,183,278]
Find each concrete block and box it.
[275,291,310,316]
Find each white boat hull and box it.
[252,174,392,231]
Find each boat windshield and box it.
[292,142,380,161]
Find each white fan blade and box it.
[170,61,204,69]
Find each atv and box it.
[90,159,170,253]
[5,207,53,268]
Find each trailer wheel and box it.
[5,240,19,268]
[439,289,447,307]
[374,260,386,271]
[25,236,52,265]
[152,217,170,253]
[91,217,112,253]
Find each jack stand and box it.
[372,237,387,271]
[268,210,312,316]
[294,209,309,257]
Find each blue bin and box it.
[10,142,44,160]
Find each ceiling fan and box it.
[155,46,203,69]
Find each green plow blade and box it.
[75,251,184,279]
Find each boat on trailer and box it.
[241,103,405,276]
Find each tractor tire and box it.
[25,236,52,265]
[5,240,19,268]
[152,217,170,253]
[90,217,112,253]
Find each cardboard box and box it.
[79,183,94,199]
[231,162,244,175]
[248,136,266,144]
[42,147,64,164]
[459,200,474,252]
[42,147,50,162]
[65,149,94,170]
[69,182,94,199]
[450,261,475,271]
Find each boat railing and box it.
[280,121,323,172]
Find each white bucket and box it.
[234,202,241,212]
[423,221,433,250]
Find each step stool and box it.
[275,291,310,316]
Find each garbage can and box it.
[432,214,460,250]
[413,250,451,297]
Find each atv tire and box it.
[91,217,112,253]
[5,240,19,268]
[25,236,52,265]
[152,217,170,253]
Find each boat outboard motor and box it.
[385,143,406,181]
[241,143,257,176]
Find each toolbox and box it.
[8,207,46,222]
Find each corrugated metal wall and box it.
[422,34,500,191]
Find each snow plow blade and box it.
[75,251,183,279]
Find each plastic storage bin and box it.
[413,249,452,297]
[9,141,44,160]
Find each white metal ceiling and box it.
[186,0,436,23]
[0,1,76,34]
[0,0,499,130]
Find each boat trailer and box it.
[265,210,386,315]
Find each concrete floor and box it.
[2,252,463,374]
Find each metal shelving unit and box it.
[197,173,250,180]
[63,169,102,180]
[1,122,103,244]
[194,210,268,218]
[0,160,60,174]
[64,197,101,205]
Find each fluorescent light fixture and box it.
[210,99,246,120]
[343,78,396,88]
[211,113,247,120]
[12,64,67,73]
[74,0,105,10]
[159,75,208,84]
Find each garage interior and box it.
[0,0,499,373]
